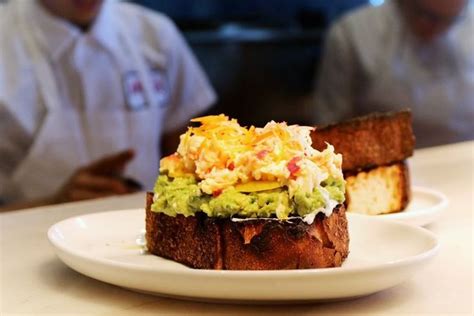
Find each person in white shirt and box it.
[0,0,216,210]
[314,0,473,148]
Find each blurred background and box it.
[0,0,472,209]
[130,0,375,127]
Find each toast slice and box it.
[145,195,223,269]
[311,110,414,215]
[345,162,410,215]
[145,192,349,270]
[311,110,415,172]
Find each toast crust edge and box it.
[145,192,350,270]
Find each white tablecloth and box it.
[1,141,473,315]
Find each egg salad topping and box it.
[154,114,345,221]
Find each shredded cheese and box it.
[160,115,343,196]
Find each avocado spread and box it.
[151,175,345,219]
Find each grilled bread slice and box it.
[345,162,410,215]
[145,192,349,270]
[311,110,415,172]
[311,111,414,215]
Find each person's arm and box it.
[0,101,32,210]
[0,150,140,212]
[313,21,358,125]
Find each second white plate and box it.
[48,208,439,303]
[371,186,448,226]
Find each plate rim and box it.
[48,208,440,278]
[379,185,448,218]
[348,185,448,224]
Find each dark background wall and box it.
[131,0,375,126]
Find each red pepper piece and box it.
[256,150,269,159]
[287,157,302,179]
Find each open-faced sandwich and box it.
[145,115,349,270]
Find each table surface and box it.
[1,141,473,315]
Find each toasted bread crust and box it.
[311,110,415,171]
[145,193,349,270]
[146,193,222,269]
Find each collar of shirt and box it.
[24,0,122,62]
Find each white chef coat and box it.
[0,0,216,203]
[315,1,474,148]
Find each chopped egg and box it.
[161,115,343,198]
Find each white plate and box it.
[351,186,448,226]
[48,209,439,303]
